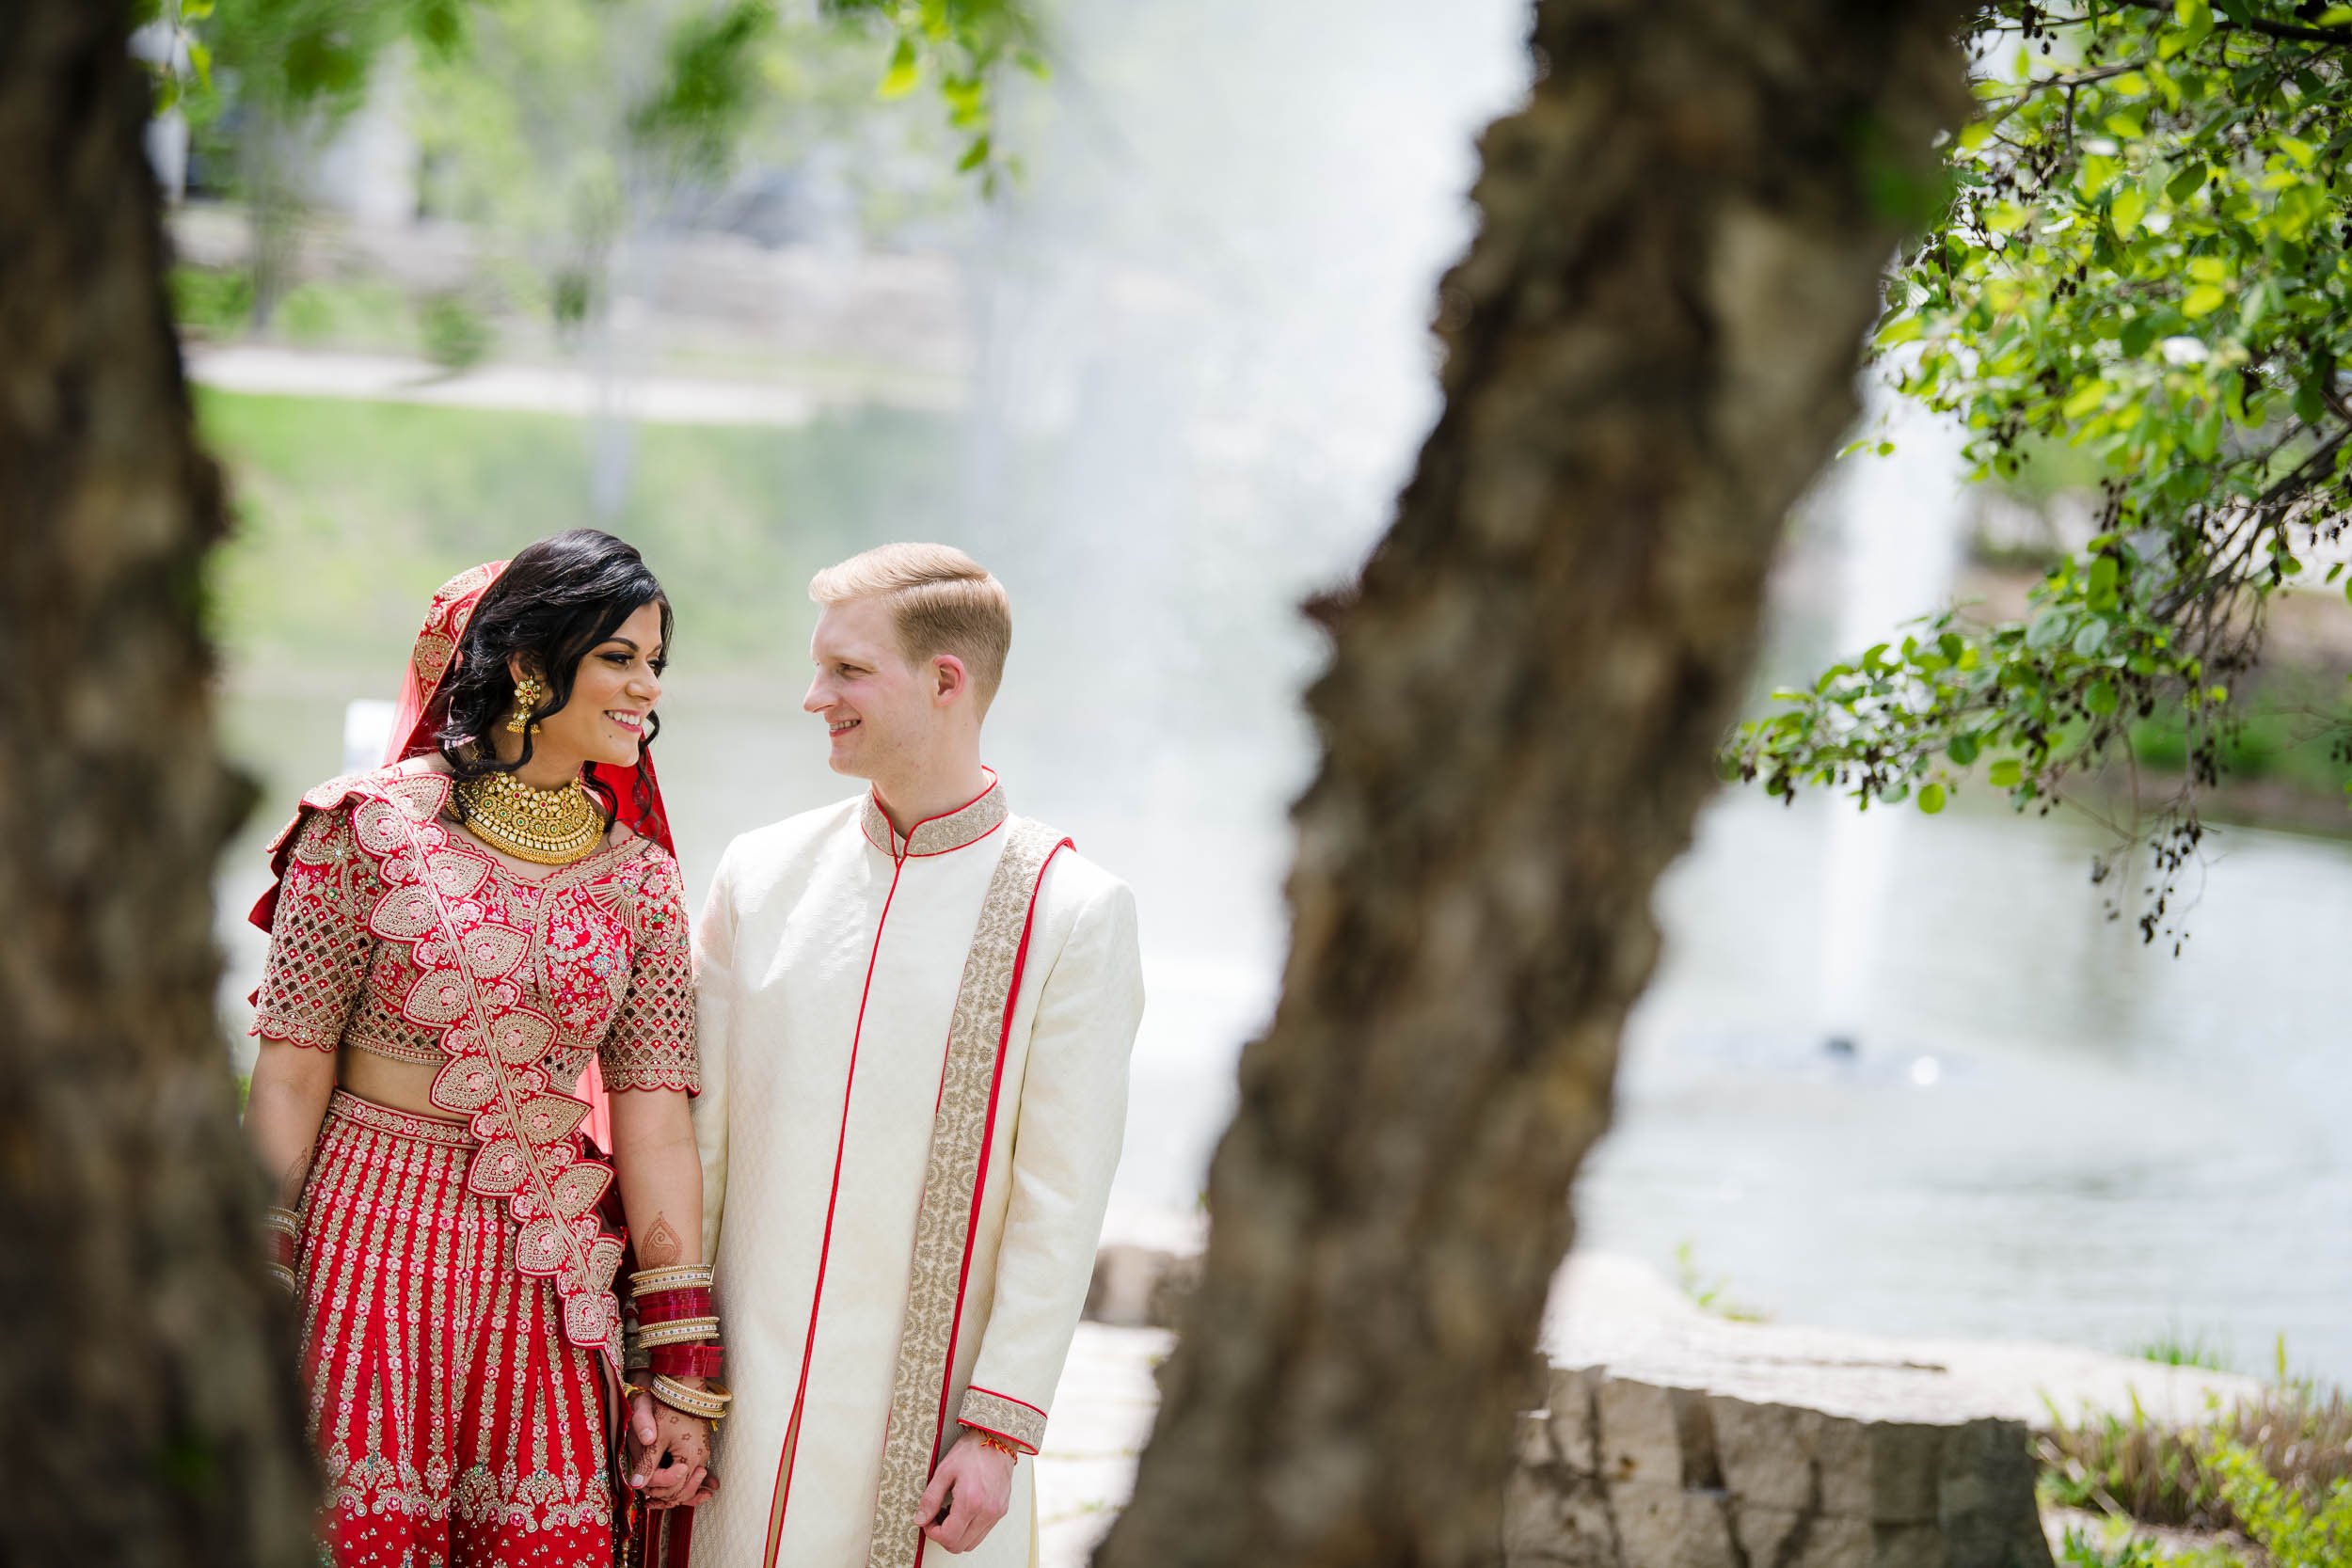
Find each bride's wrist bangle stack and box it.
[625,1264,732,1423]
[262,1205,300,1295]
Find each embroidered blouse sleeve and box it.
[600,851,700,1094]
[249,805,379,1053]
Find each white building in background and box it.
[304,51,421,225]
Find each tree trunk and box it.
[1093,2,1968,1565]
[0,7,315,1565]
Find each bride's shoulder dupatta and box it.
[276,762,629,1372]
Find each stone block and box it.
[1610,1481,1737,1568]
[1732,1502,1806,1567]
[1708,1395,1823,1511]
[1549,1364,1603,1475]
[1504,1465,1617,1568]
[1817,1417,1945,1524]
[1868,1522,1947,1568]
[1935,1419,2053,1568]
[1083,1243,1199,1329]
[1791,1514,1874,1568]
[1599,1377,1720,1489]
[1519,1409,1562,1470]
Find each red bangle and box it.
[635,1289,714,1323]
[650,1344,725,1379]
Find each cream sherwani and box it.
[689,775,1143,1568]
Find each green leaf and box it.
[1947,731,1981,766]
[2086,680,2120,716]
[878,36,919,100]
[1989,758,2025,787]
[2074,620,2111,657]
[2121,316,2159,357]
[2166,163,2208,203]
[1874,314,1926,348]
[1917,782,1947,815]
[956,135,992,172]
[2182,283,2227,318]
[2062,380,2109,418]
[2089,554,2121,607]
[2111,188,2149,237]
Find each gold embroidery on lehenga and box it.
[864,818,1067,1566]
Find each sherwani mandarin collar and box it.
[859,772,1009,860]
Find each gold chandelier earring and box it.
[507,673,546,735]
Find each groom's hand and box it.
[914,1430,1015,1554]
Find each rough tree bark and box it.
[1094,2,1969,1564]
[0,7,315,1566]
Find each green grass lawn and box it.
[199,388,963,678]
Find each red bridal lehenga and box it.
[248,563,697,1568]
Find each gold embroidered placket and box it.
[863,818,1067,1566]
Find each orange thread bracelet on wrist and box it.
[970,1429,1021,1460]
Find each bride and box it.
[240,530,722,1567]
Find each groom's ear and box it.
[932,654,971,705]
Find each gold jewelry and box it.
[633,1317,722,1348]
[262,1206,299,1240]
[650,1374,731,1421]
[452,769,605,865]
[265,1262,297,1295]
[629,1264,715,1296]
[506,673,545,735]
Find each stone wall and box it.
[1506,1366,2053,1568]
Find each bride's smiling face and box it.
[513,599,667,770]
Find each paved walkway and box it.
[184,343,957,427]
[1034,1323,1171,1568]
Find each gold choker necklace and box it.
[453,769,606,865]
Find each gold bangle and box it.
[629,1264,714,1296]
[650,1374,731,1421]
[262,1207,300,1239]
[633,1317,722,1348]
[265,1261,297,1295]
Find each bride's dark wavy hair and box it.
[436,529,672,832]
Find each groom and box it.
[690,544,1145,1566]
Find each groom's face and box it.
[804,597,935,783]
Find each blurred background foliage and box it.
[1735,0,2352,935]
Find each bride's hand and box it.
[628,1387,718,1508]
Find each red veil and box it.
[251,558,676,1150]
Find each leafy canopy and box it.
[135,0,1041,187]
[1732,0,2352,939]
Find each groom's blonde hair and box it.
[810,543,1011,713]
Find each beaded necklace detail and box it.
[453,769,606,865]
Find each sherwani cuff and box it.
[959,1386,1047,1455]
